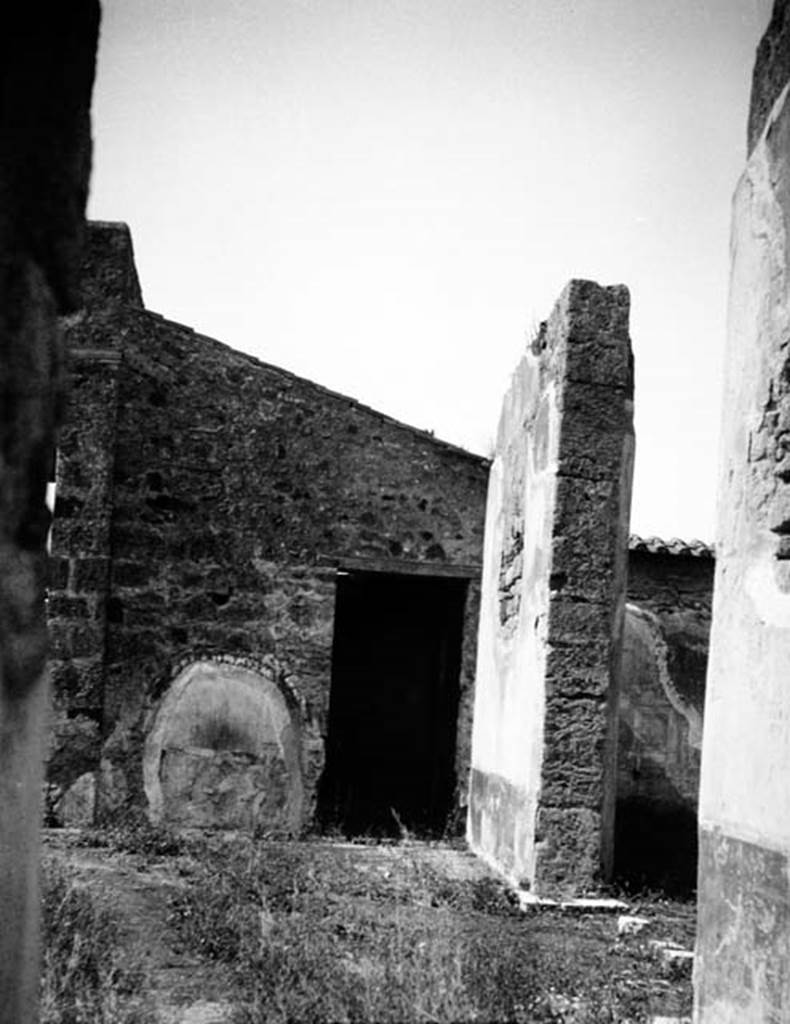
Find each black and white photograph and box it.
[0,2,783,1021]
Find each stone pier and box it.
[467,280,634,895]
[694,2,790,1019]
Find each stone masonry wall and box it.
[49,226,718,866]
[47,349,121,818]
[47,224,142,822]
[695,1,790,1018]
[49,223,489,830]
[467,279,634,896]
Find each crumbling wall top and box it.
[80,221,143,310]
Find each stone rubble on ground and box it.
[559,896,630,914]
[517,889,629,914]
[617,913,652,936]
[164,1000,233,1024]
[648,939,695,976]
[58,772,97,827]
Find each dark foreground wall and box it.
[0,5,100,1019]
[48,223,489,834]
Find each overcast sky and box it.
[88,0,773,542]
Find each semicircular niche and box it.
[143,660,303,832]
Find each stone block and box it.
[111,559,153,588]
[97,757,129,818]
[45,712,101,788]
[69,622,104,658]
[533,806,603,892]
[617,914,651,936]
[549,476,619,600]
[71,556,109,593]
[539,766,606,809]
[46,595,90,621]
[59,772,96,827]
[49,658,103,709]
[46,556,70,591]
[48,624,71,660]
[544,644,611,698]
[541,700,610,810]
[547,598,614,647]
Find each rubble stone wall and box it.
[48,224,489,830]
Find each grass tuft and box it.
[78,811,186,858]
[40,858,156,1024]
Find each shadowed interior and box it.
[319,571,466,836]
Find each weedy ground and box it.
[43,821,695,1023]
[41,856,157,1023]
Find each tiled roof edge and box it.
[628,534,715,559]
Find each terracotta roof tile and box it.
[628,534,714,558]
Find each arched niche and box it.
[143,659,303,832]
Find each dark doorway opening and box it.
[318,571,467,837]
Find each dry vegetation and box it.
[40,857,156,1024]
[42,823,695,1023]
